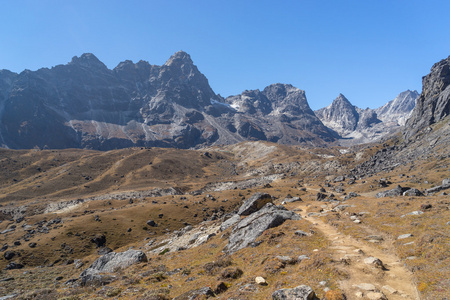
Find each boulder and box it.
[272,285,318,300]
[316,192,327,201]
[375,185,409,198]
[334,176,345,182]
[224,203,300,254]
[295,230,309,237]
[282,196,302,204]
[146,220,157,227]
[5,262,24,270]
[363,257,385,269]
[255,276,267,285]
[403,189,423,196]
[91,234,106,248]
[397,233,413,239]
[237,193,273,216]
[80,250,147,285]
[173,287,215,300]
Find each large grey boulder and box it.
[272,285,318,300]
[224,203,300,254]
[237,192,272,216]
[80,249,147,284]
[375,185,409,198]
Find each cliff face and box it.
[0,52,336,149]
[404,56,450,140]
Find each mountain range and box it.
[0,51,420,150]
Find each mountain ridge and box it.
[0,51,422,150]
[0,52,337,150]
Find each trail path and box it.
[297,204,420,300]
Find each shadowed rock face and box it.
[0,52,336,150]
[404,56,450,140]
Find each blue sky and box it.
[1,0,449,110]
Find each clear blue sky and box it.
[1,0,449,110]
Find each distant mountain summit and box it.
[314,94,360,136]
[376,90,419,126]
[0,52,336,150]
[314,90,418,145]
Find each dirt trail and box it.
[297,204,420,300]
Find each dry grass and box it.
[0,140,449,299]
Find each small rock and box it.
[297,255,310,262]
[365,235,384,241]
[4,251,15,260]
[28,242,37,248]
[295,230,309,237]
[146,220,157,227]
[353,283,377,291]
[382,285,397,294]
[74,259,84,269]
[355,291,363,298]
[420,204,432,210]
[276,256,296,264]
[364,257,385,269]
[91,234,106,248]
[397,234,413,240]
[354,219,361,224]
[173,287,215,300]
[0,277,14,282]
[220,267,243,279]
[5,262,24,270]
[255,276,267,285]
[400,211,423,218]
[214,282,228,294]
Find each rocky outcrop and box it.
[80,250,147,285]
[224,203,301,254]
[272,285,319,300]
[405,56,450,140]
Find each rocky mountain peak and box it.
[314,93,359,135]
[69,53,108,70]
[262,83,311,115]
[375,90,418,126]
[164,50,194,67]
